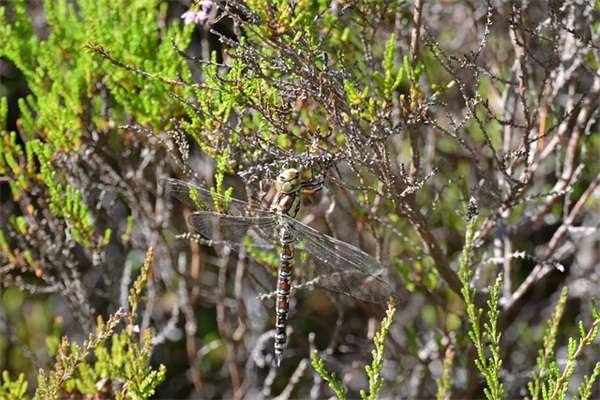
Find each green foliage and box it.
[2,0,186,172]
[360,301,396,400]
[311,353,347,399]
[2,0,599,398]
[35,249,165,400]
[527,290,600,400]
[577,361,600,400]
[478,276,505,400]
[210,148,235,213]
[527,288,568,400]
[0,371,28,400]
[1,0,190,147]
[174,0,416,173]
[459,210,505,400]
[312,301,396,400]
[178,52,238,159]
[435,344,455,400]
[460,214,600,400]
[0,0,194,267]
[0,1,191,393]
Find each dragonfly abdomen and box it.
[274,228,294,366]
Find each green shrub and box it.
[1,0,599,398]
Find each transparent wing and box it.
[284,217,397,305]
[187,212,280,252]
[187,212,396,304]
[160,177,267,216]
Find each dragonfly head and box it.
[275,168,301,194]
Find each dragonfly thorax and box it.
[270,190,301,218]
[270,169,302,218]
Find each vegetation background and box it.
[1,0,599,398]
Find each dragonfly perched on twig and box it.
[162,169,396,366]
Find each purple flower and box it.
[181,1,214,25]
[181,10,208,25]
[200,0,215,10]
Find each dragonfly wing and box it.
[163,178,396,304]
[309,270,397,305]
[161,178,263,216]
[188,212,280,252]
[285,218,397,304]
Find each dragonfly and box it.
[162,168,396,366]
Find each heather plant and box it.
[1,0,599,398]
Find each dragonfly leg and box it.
[300,174,325,195]
[300,156,333,195]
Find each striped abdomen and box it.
[274,228,294,366]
